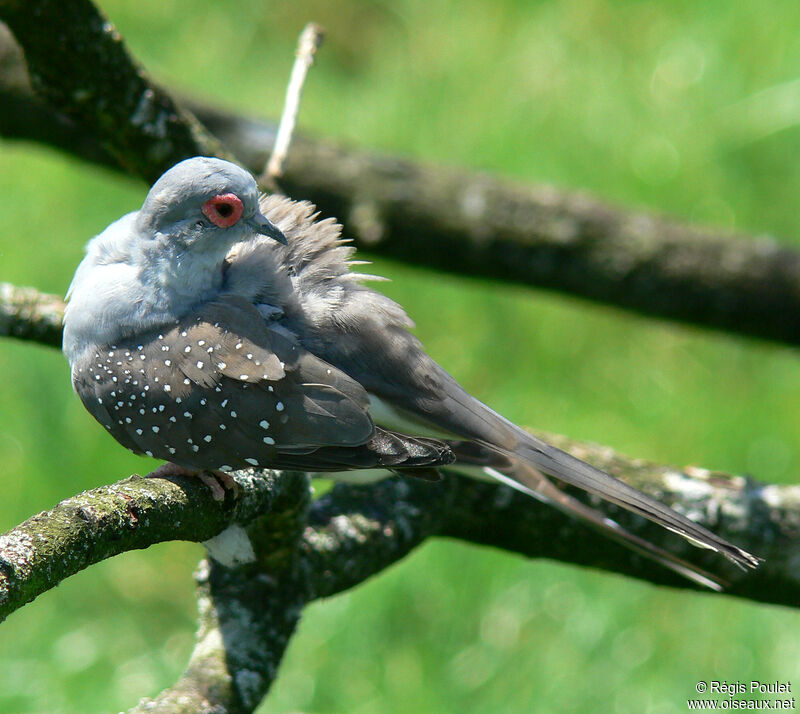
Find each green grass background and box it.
[2,0,800,711]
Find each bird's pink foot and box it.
[212,470,241,497]
[144,463,237,502]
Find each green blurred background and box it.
[2,0,800,711]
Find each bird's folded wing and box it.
[73,296,382,470]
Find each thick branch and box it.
[441,435,800,605]
[0,469,288,623]
[0,2,224,182]
[166,465,800,712]
[2,432,797,710]
[276,140,800,347]
[3,24,800,346]
[307,461,799,608]
[129,476,313,714]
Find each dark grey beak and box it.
[248,210,288,244]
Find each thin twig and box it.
[260,22,325,188]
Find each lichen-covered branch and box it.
[302,476,454,599]
[129,558,308,714]
[440,435,800,606]
[303,455,800,609]
[0,468,289,623]
[129,476,313,714]
[275,140,800,347]
[162,463,800,713]
[4,24,800,347]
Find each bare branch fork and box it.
[0,0,798,711]
[3,427,799,624]
[2,441,799,711]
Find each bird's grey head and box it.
[136,156,287,249]
[63,158,287,362]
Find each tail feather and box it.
[433,386,761,572]
[483,462,728,590]
[507,434,761,571]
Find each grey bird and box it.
[63,156,760,589]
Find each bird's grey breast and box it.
[63,212,235,366]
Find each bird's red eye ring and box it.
[202,193,244,228]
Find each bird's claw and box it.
[199,470,241,501]
[144,463,239,502]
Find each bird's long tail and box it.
[480,458,730,590]
[503,433,760,571]
[431,385,762,577]
[355,360,761,582]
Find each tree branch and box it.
[128,476,314,714]
[1,448,797,710]
[0,468,290,623]
[440,435,800,606]
[275,140,800,348]
[3,20,800,346]
[0,282,64,347]
[0,1,227,182]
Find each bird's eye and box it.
[201,193,244,228]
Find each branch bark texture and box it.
[0,0,226,181]
[277,140,800,347]
[0,282,64,347]
[0,469,288,624]
[2,283,798,710]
